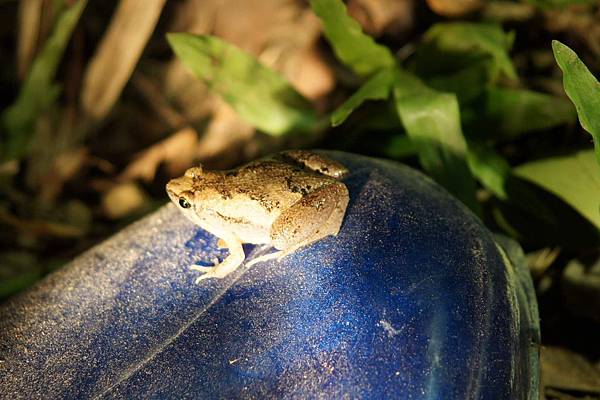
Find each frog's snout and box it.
[165,178,184,200]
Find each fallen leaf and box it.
[39,147,89,203]
[541,346,600,395]
[0,161,19,176]
[80,0,167,122]
[196,100,255,166]
[120,127,199,182]
[131,72,187,129]
[102,182,147,219]
[426,0,482,17]
[17,0,43,79]
[544,7,600,57]
[526,247,561,277]
[0,211,84,238]
[347,0,414,36]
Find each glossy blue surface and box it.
[0,152,539,399]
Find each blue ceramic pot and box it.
[0,151,539,399]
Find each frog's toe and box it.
[189,265,214,272]
[194,269,233,283]
[194,274,214,284]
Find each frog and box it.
[166,150,350,283]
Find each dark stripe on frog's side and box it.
[214,211,252,226]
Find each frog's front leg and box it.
[191,234,245,282]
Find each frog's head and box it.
[166,166,204,221]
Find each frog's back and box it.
[231,159,338,206]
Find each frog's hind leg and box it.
[263,182,349,264]
[279,150,348,179]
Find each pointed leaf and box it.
[467,143,555,224]
[167,33,317,136]
[393,69,480,215]
[414,22,517,82]
[331,68,394,126]
[468,87,576,138]
[310,0,395,76]
[553,40,600,164]
[514,150,600,229]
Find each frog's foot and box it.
[188,264,215,283]
[195,270,218,283]
[189,258,219,272]
[191,254,244,283]
[189,265,214,272]
[194,264,240,283]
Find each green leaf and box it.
[552,40,600,164]
[426,60,491,105]
[167,33,317,136]
[467,143,511,200]
[393,69,480,215]
[1,0,87,161]
[310,0,395,76]
[331,68,394,126]
[413,22,517,82]
[514,150,600,229]
[384,135,418,159]
[467,143,555,224]
[467,87,576,138]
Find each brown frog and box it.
[166,150,349,282]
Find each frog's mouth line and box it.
[214,211,252,226]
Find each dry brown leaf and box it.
[481,2,535,22]
[526,247,561,277]
[80,0,166,122]
[102,182,147,219]
[132,72,187,129]
[347,0,414,36]
[426,0,481,17]
[544,8,600,57]
[40,146,88,200]
[0,210,84,238]
[162,62,214,122]
[195,100,255,167]
[120,127,199,182]
[276,44,334,102]
[17,0,43,79]
[541,347,600,395]
[0,161,19,176]
[54,147,87,181]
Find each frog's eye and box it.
[179,197,191,209]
